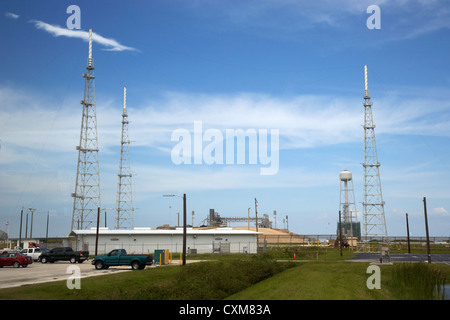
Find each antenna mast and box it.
[362,65,388,241]
[72,29,101,231]
[115,86,134,229]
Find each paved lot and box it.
[0,259,199,289]
[351,253,450,264]
[0,260,170,289]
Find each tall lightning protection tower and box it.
[115,86,134,229]
[72,29,102,231]
[362,65,388,241]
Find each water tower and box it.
[338,170,361,239]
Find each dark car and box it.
[0,252,33,268]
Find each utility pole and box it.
[183,194,187,266]
[25,213,28,239]
[423,197,431,264]
[274,210,277,229]
[19,208,23,249]
[339,210,343,256]
[406,213,411,254]
[163,194,187,266]
[95,207,100,256]
[254,198,258,232]
[45,211,49,249]
[29,208,36,238]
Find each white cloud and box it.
[2,86,450,161]
[30,20,138,52]
[432,207,449,215]
[5,12,19,19]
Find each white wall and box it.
[75,231,258,255]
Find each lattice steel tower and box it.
[71,29,101,231]
[362,65,388,240]
[115,86,134,229]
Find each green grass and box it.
[390,263,447,300]
[0,264,182,300]
[227,261,394,300]
[227,258,450,300]
[0,255,293,300]
[1,247,449,300]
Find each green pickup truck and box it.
[92,249,153,270]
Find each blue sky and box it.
[1,0,450,238]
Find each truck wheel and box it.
[95,260,104,270]
[70,256,77,264]
[41,257,48,263]
[131,261,141,270]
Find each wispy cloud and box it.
[2,86,450,160]
[5,12,19,19]
[432,207,449,216]
[186,0,450,42]
[30,20,138,52]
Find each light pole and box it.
[254,198,258,232]
[28,208,36,239]
[406,213,411,254]
[163,194,187,266]
[423,197,431,264]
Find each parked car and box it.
[0,252,33,268]
[92,249,153,270]
[20,247,43,261]
[40,247,89,264]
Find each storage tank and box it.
[338,169,361,239]
[339,170,352,182]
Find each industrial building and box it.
[72,227,260,255]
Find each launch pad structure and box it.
[66,32,386,245]
[207,209,272,229]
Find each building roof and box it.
[72,227,261,236]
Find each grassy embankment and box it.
[0,246,449,300]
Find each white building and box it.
[72,227,260,255]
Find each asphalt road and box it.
[351,253,450,264]
[0,260,158,289]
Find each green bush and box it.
[390,263,447,300]
[134,256,293,300]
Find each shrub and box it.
[135,256,293,300]
[390,263,447,300]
